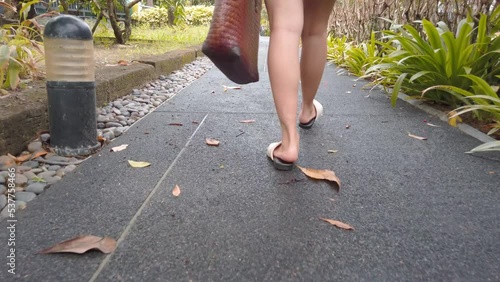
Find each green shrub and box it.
[1,2,44,91]
[132,7,170,27]
[364,11,499,109]
[185,5,213,26]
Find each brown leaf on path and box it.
[8,153,30,163]
[296,165,341,188]
[168,123,183,126]
[172,185,181,197]
[192,121,199,124]
[206,138,220,146]
[111,144,128,152]
[30,151,48,160]
[39,235,117,254]
[15,153,31,163]
[329,198,336,202]
[408,133,427,140]
[320,218,354,230]
[240,119,256,123]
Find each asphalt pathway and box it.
[1,37,499,281]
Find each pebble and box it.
[15,191,36,202]
[48,165,61,171]
[45,155,71,163]
[23,161,40,168]
[27,141,42,153]
[103,131,115,141]
[38,171,56,179]
[106,122,123,128]
[0,57,213,221]
[0,155,15,168]
[16,201,26,210]
[22,171,36,180]
[16,166,32,172]
[14,174,28,186]
[25,182,47,194]
[41,133,51,142]
[44,176,60,185]
[65,165,76,173]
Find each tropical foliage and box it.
[0,1,44,91]
[328,5,500,152]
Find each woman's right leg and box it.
[265,0,304,163]
[298,0,336,125]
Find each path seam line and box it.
[88,113,209,282]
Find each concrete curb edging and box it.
[398,93,496,143]
[0,45,204,156]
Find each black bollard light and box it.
[43,15,99,156]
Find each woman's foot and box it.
[299,100,323,129]
[267,137,299,171]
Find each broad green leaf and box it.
[466,141,500,153]
[409,71,432,82]
[391,73,407,107]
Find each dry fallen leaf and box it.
[39,235,117,254]
[15,153,31,163]
[345,125,351,129]
[172,185,181,197]
[223,85,242,92]
[168,123,183,126]
[206,138,220,146]
[329,198,336,202]
[320,218,354,230]
[296,165,341,187]
[408,133,428,140]
[31,151,48,160]
[327,150,338,154]
[128,160,151,168]
[426,123,440,127]
[111,144,128,152]
[240,119,256,123]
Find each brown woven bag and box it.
[202,0,262,84]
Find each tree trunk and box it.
[168,7,174,26]
[91,13,103,34]
[107,0,125,44]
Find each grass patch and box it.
[89,24,209,66]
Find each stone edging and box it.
[397,93,496,144]
[0,45,204,156]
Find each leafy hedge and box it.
[185,5,213,26]
[132,5,213,27]
[328,6,500,151]
[131,7,170,27]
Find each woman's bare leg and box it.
[265,0,304,163]
[298,0,336,124]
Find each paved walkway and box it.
[1,38,500,281]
